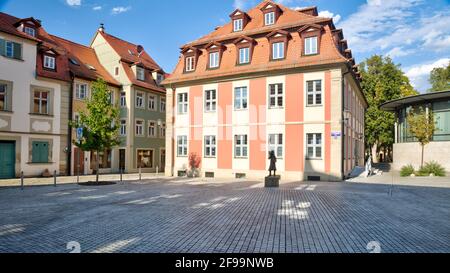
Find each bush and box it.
[400,164,415,177]
[418,161,446,177]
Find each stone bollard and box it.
[21,171,24,190]
[139,167,142,181]
[54,170,57,187]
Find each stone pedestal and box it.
[265,176,280,188]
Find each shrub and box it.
[188,153,202,178]
[400,164,415,177]
[418,161,446,177]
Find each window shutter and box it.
[32,142,49,163]
[0,39,5,56]
[32,142,40,163]
[13,42,22,60]
[41,142,49,163]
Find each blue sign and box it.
[76,128,83,141]
[331,132,342,139]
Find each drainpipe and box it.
[342,68,351,179]
[67,74,75,176]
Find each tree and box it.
[71,79,120,183]
[428,62,450,92]
[406,107,436,168]
[360,55,418,163]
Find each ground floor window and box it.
[306,133,322,159]
[204,135,216,158]
[137,149,153,168]
[268,134,283,158]
[32,141,49,163]
[235,135,248,158]
[177,136,188,157]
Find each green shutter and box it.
[0,39,5,56]
[32,142,40,163]
[32,141,49,163]
[13,42,22,60]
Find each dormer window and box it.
[205,42,225,70]
[298,24,323,56]
[24,26,36,37]
[305,36,318,55]
[185,56,195,72]
[209,52,219,69]
[233,19,243,32]
[272,42,284,60]
[43,55,55,70]
[233,36,256,65]
[182,47,201,73]
[266,30,290,61]
[230,9,250,32]
[136,66,145,81]
[265,12,275,26]
[239,48,250,64]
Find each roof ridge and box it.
[101,31,140,47]
[49,34,93,50]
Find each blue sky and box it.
[1,0,449,92]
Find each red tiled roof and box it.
[164,1,349,85]
[0,12,41,42]
[49,34,120,87]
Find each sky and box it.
[1,0,449,92]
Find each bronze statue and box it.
[268,150,277,176]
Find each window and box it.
[209,52,220,69]
[178,93,188,114]
[5,41,14,58]
[305,36,318,55]
[148,94,156,110]
[233,19,243,32]
[204,135,216,157]
[205,89,217,112]
[234,87,248,110]
[235,135,248,158]
[269,83,283,108]
[1,40,21,59]
[32,141,49,163]
[272,42,285,60]
[93,149,112,169]
[136,67,145,81]
[75,83,88,100]
[160,97,166,112]
[108,91,114,105]
[185,56,195,72]
[24,27,36,37]
[120,119,127,136]
[307,80,322,106]
[148,121,156,137]
[120,92,126,107]
[239,47,250,64]
[265,12,275,25]
[177,136,188,157]
[135,120,144,136]
[137,150,153,168]
[269,134,283,158]
[33,90,49,115]
[114,66,120,76]
[0,84,7,111]
[307,133,322,159]
[136,92,144,108]
[43,55,55,70]
[160,123,166,138]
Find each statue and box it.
[268,150,277,176]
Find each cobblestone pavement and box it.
[0,178,449,253]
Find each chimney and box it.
[99,23,105,33]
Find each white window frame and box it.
[268,134,283,158]
[265,12,275,26]
[178,93,188,114]
[305,36,318,55]
[209,52,220,69]
[239,47,250,64]
[177,136,188,157]
[5,41,14,58]
[0,84,7,111]
[135,119,144,136]
[234,87,248,110]
[75,83,88,100]
[269,83,283,108]
[234,135,248,158]
[306,80,322,106]
[120,91,126,107]
[135,92,144,108]
[160,123,166,138]
[24,27,36,37]
[120,119,127,136]
[148,120,156,138]
[160,97,166,112]
[204,89,217,112]
[233,19,243,32]
[185,56,195,72]
[204,135,217,158]
[272,42,285,60]
[33,90,49,115]
[306,133,322,159]
[136,66,145,81]
[148,94,156,111]
[43,55,56,70]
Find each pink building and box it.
[162,1,367,181]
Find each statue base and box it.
[265,175,280,188]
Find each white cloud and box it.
[111,6,131,15]
[318,10,341,24]
[66,0,81,7]
[93,6,102,11]
[386,47,415,59]
[406,58,450,92]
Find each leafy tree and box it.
[70,79,120,183]
[360,55,418,163]
[428,62,450,92]
[407,107,436,168]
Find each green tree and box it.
[428,62,450,92]
[71,79,120,183]
[360,55,418,163]
[406,107,436,168]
